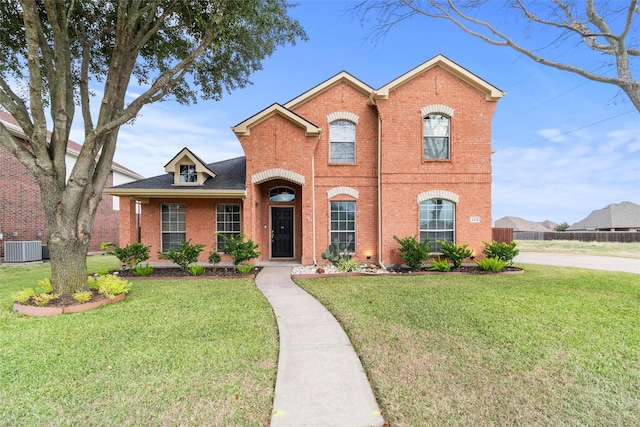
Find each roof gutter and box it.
[104,188,247,201]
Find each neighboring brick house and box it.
[107,54,504,266]
[0,111,143,259]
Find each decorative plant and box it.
[105,242,151,269]
[73,291,92,303]
[235,263,254,274]
[438,240,473,269]
[321,235,353,266]
[337,258,361,273]
[132,263,154,277]
[476,257,507,272]
[89,274,132,299]
[216,233,260,266]
[429,259,452,272]
[482,240,519,266]
[158,239,206,272]
[189,264,206,276]
[11,288,35,304]
[208,251,221,265]
[393,235,432,270]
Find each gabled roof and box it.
[232,103,321,137]
[105,156,247,199]
[164,147,216,178]
[0,110,143,179]
[568,201,640,230]
[283,71,375,110]
[374,54,505,101]
[494,216,551,232]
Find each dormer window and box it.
[179,165,197,183]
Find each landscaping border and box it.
[13,293,126,317]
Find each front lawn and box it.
[296,265,640,426]
[0,256,278,426]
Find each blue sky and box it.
[75,0,640,226]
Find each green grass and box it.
[296,265,640,426]
[0,256,278,426]
[516,240,640,258]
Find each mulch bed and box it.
[116,266,262,279]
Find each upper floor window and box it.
[419,199,454,252]
[330,120,355,163]
[270,187,295,202]
[423,114,450,160]
[179,164,197,183]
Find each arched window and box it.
[419,199,454,252]
[423,114,450,159]
[269,187,295,202]
[330,120,356,163]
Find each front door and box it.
[271,207,294,258]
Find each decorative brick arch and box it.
[326,111,360,124]
[327,186,359,199]
[417,190,460,204]
[251,168,305,185]
[420,104,455,118]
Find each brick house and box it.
[107,54,504,266]
[0,111,143,260]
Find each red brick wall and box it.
[0,144,122,258]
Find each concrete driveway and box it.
[515,252,640,274]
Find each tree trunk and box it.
[48,236,90,297]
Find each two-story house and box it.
[107,54,504,266]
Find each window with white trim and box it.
[330,120,355,163]
[216,203,241,250]
[161,203,186,252]
[419,199,454,252]
[179,164,197,182]
[330,201,355,252]
[423,114,450,159]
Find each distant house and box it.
[568,201,640,232]
[494,216,552,232]
[107,54,504,266]
[0,111,143,259]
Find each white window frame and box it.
[179,164,197,183]
[329,201,356,253]
[423,114,450,160]
[161,203,186,252]
[216,203,241,251]
[329,120,356,164]
[419,199,455,252]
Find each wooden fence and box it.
[491,228,514,243]
[513,231,640,242]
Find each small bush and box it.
[321,236,353,266]
[429,259,452,272]
[32,293,59,307]
[73,291,92,303]
[482,241,519,266]
[438,240,473,269]
[337,258,361,273]
[235,263,254,274]
[106,242,151,269]
[92,275,132,300]
[189,264,206,276]
[476,257,508,272]
[393,235,432,270]
[217,234,260,266]
[158,239,206,271]
[132,263,154,276]
[12,288,35,304]
[96,268,110,276]
[36,278,53,294]
[208,251,221,265]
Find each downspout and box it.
[312,154,316,265]
[377,114,385,270]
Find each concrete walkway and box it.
[255,266,385,427]
[515,252,640,274]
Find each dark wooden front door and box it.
[271,207,293,258]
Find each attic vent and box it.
[4,241,42,262]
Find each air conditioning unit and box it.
[41,245,50,260]
[4,241,43,262]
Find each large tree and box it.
[354,0,640,112]
[0,0,306,297]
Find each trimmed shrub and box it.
[106,242,151,269]
[158,239,206,272]
[482,241,519,266]
[393,235,432,270]
[438,240,473,269]
[217,234,260,266]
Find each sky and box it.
[70,0,640,226]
